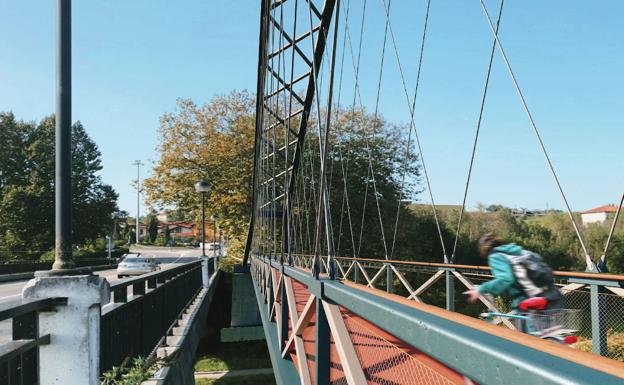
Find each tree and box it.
[164,226,171,244]
[147,215,159,244]
[144,91,256,245]
[0,113,119,257]
[144,93,427,260]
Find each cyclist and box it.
[465,234,563,310]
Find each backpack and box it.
[502,251,554,297]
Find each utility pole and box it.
[53,0,73,270]
[132,160,143,244]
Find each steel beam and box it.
[244,0,271,265]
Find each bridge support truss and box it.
[244,0,338,266]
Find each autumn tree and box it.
[143,91,256,244]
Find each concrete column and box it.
[201,257,209,287]
[22,271,110,385]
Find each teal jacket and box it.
[477,243,527,309]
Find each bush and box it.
[101,357,163,385]
[575,331,624,362]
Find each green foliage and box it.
[101,357,161,385]
[144,92,255,249]
[147,215,159,243]
[432,206,622,273]
[194,341,271,372]
[0,112,118,257]
[164,226,171,243]
[195,374,276,385]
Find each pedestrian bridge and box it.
[2,0,623,384]
[243,0,624,383]
[250,255,624,385]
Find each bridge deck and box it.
[256,257,624,385]
[278,272,468,384]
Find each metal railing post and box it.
[354,260,359,284]
[315,296,330,385]
[446,270,455,311]
[280,274,289,344]
[386,263,393,293]
[590,283,608,356]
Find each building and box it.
[580,205,620,225]
[158,221,195,239]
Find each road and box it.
[0,245,203,299]
[0,246,205,342]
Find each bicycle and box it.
[479,297,580,345]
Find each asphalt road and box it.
[0,246,204,299]
[0,246,206,342]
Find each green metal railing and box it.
[100,259,205,373]
[253,254,624,385]
[289,254,624,361]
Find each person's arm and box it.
[478,254,514,296]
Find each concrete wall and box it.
[230,272,261,327]
[582,212,607,225]
[143,271,220,385]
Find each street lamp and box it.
[195,181,211,257]
[210,214,218,256]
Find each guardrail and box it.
[100,259,205,373]
[0,258,119,275]
[252,255,624,385]
[0,297,67,384]
[286,254,624,361]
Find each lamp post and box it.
[53,0,73,270]
[195,181,211,257]
[210,214,218,248]
[132,160,144,244]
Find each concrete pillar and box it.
[201,257,210,287]
[22,271,110,385]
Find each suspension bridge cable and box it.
[390,0,432,259]
[363,0,394,260]
[334,0,358,257]
[378,0,449,261]
[342,0,393,259]
[450,0,505,262]
[477,0,593,270]
[280,0,292,263]
[600,192,624,268]
[304,0,338,273]
[340,0,376,257]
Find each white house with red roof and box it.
[580,205,620,225]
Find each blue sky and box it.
[1,0,622,215]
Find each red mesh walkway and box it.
[281,277,470,385]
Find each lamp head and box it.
[194,181,211,193]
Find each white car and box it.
[117,254,160,278]
[207,243,221,256]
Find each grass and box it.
[575,331,624,362]
[194,341,272,372]
[195,374,276,385]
